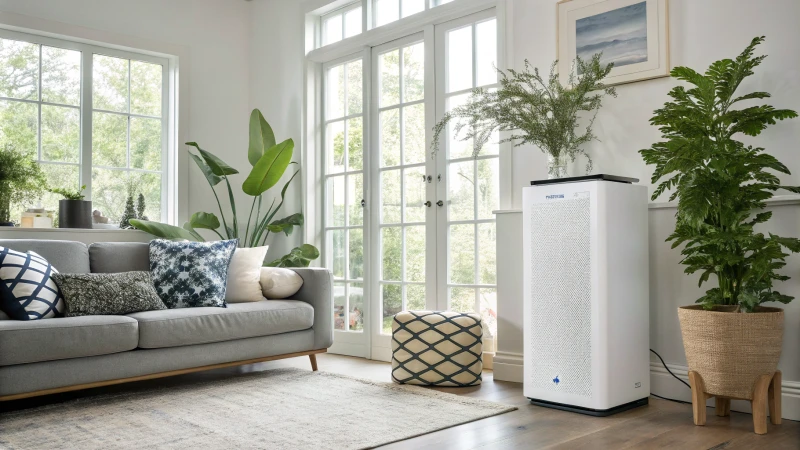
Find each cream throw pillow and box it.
[260,267,304,299]
[225,246,269,303]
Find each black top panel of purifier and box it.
[531,174,639,186]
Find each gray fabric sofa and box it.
[0,239,333,401]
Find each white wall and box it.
[499,0,800,419]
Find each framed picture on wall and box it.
[558,0,669,85]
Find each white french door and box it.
[322,9,498,361]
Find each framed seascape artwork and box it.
[558,0,669,85]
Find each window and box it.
[374,0,453,27]
[0,31,169,225]
[322,3,363,46]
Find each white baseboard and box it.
[493,351,524,383]
[487,353,800,421]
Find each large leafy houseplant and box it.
[132,109,319,267]
[432,55,616,178]
[641,37,799,313]
[0,149,47,225]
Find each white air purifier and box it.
[522,175,650,416]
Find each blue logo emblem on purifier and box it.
[553,376,560,385]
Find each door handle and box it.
[425,201,432,207]
[436,200,444,207]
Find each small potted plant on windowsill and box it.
[640,37,798,434]
[0,150,48,226]
[51,185,92,229]
[431,55,616,179]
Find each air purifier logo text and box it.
[545,194,564,200]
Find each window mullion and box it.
[80,51,93,199]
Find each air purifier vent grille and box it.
[529,197,592,398]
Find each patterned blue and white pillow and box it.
[0,247,65,320]
[149,239,237,309]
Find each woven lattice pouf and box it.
[391,311,483,386]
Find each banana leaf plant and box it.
[131,109,319,267]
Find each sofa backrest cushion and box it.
[0,240,90,274]
[89,242,150,273]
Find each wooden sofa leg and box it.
[309,354,318,371]
[752,373,773,435]
[768,370,782,425]
[715,397,730,417]
[688,371,706,426]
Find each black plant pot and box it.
[59,199,93,229]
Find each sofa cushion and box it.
[89,242,150,273]
[53,272,166,317]
[0,315,139,366]
[128,300,314,349]
[0,240,90,274]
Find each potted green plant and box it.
[0,150,47,226]
[640,37,798,433]
[131,108,319,268]
[431,55,616,178]
[50,185,92,229]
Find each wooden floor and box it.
[2,353,798,449]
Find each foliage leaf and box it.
[186,142,239,176]
[242,139,294,196]
[130,219,201,241]
[266,244,320,268]
[248,109,277,166]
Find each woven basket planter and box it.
[678,305,783,399]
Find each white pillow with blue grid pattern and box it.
[0,247,65,320]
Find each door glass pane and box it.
[380,109,400,167]
[0,38,38,100]
[404,166,426,223]
[326,175,345,227]
[403,103,425,164]
[327,65,345,119]
[93,55,128,112]
[381,226,402,281]
[130,60,162,117]
[405,225,425,282]
[449,224,475,284]
[344,8,363,39]
[406,284,426,311]
[346,60,363,115]
[477,158,499,219]
[447,26,472,93]
[446,93,473,159]
[402,43,424,103]
[334,282,346,330]
[379,49,400,107]
[475,19,497,87]
[41,105,80,163]
[349,282,364,330]
[347,117,363,170]
[327,121,345,174]
[450,287,476,313]
[41,46,80,106]
[375,0,400,27]
[92,111,127,168]
[448,160,474,221]
[329,229,345,279]
[347,173,363,226]
[323,14,343,46]
[349,228,364,279]
[382,284,402,333]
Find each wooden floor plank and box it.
[2,353,798,449]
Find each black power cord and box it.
[650,349,693,405]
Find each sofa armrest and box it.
[289,267,333,350]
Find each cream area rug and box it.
[0,368,516,449]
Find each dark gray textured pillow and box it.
[52,272,166,317]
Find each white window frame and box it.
[304,0,510,361]
[321,2,364,47]
[0,27,175,225]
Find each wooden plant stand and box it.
[688,370,782,435]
